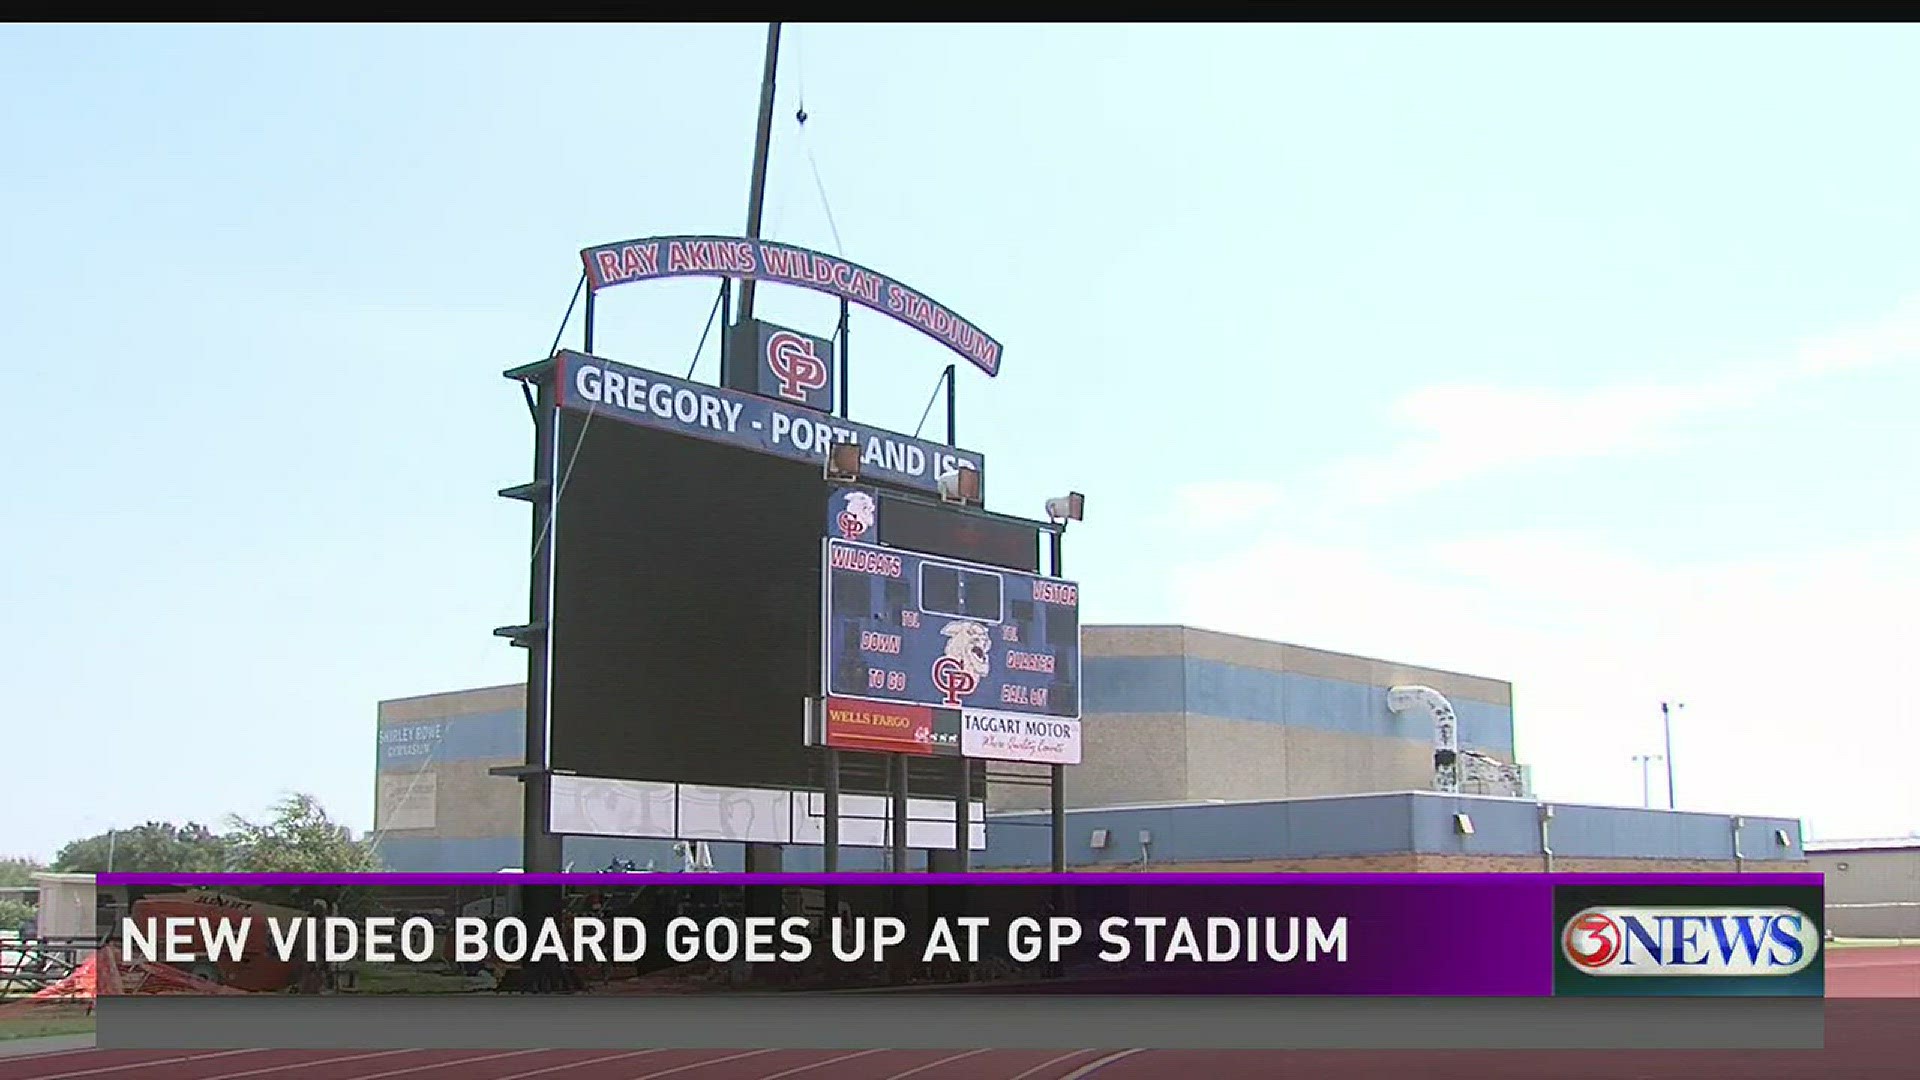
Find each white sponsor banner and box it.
[678,785,794,844]
[549,775,677,839]
[550,777,985,849]
[961,710,1083,765]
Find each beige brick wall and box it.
[985,714,1190,812]
[378,683,525,724]
[1086,625,1514,708]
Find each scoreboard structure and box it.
[498,234,1079,875]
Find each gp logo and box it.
[766,330,828,402]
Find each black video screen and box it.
[548,412,977,802]
[878,495,1040,573]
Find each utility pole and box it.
[1632,754,1663,809]
[1661,702,1683,809]
[737,22,782,324]
[740,21,784,876]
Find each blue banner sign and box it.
[556,352,985,499]
[823,538,1081,719]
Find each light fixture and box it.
[1454,813,1475,836]
[1045,492,1085,523]
[1089,828,1109,850]
[1774,829,1792,847]
[936,464,980,504]
[825,440,862,482]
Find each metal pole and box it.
[837,296,850,418]
[720,277,733,377]
[1633,755,1661,809]
[1662,703,1680,809]
[1049,527,1066,873]
[944,364,957,445]
[824,743,840,872]
[891,754,910,873]
[521,371,565,877]
[737,27,784,879]
[583,287,595,354]
[954,758,970,872]
[738,22,782,323]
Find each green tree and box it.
[51,822,230,874]
[223,793,379,874]
[0,897,34,932]
[0,856,45,887]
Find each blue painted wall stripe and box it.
[1082,657,1516,754]
[378,709,523,771]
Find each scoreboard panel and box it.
[823,538,1081,720]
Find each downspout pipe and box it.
[1388,685,1461,793]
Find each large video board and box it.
[546,412,975,803]
[822,538,1081,720]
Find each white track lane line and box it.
[197,1049,416,1079]
[27,1049,262,1080]
[1003,1051,1102,1080]
[878,1048,993,1078]
[753,1050,884,1079]
[488,1049,667,1080]
[622,1049,775,1080]
[279,1049,544,1080]
[1056,1050,1145,1080]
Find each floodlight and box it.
[936,465,980,504]
[825,440,862,481]
[1044,491,1085,523]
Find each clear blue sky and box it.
[5,24,1916,859]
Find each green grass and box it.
[0,1012,95,1041]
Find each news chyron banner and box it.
[91,873,1823,999]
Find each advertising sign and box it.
[961,709,1083,765]
[556,351,985,499]
[728,318,835,413]
[823,538,1081,720]
[581,235,1002,376]
[823,697,936,756]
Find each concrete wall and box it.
[1807,847,1920,938]
[977,794,1804,872]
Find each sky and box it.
[4,24,1916,860]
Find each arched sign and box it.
[580,235,1002,377]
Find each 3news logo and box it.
[1552,885,1824,996]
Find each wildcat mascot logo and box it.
[933,620,991,705]
[836,491,877,540]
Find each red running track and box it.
[2,948,1911,1080]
